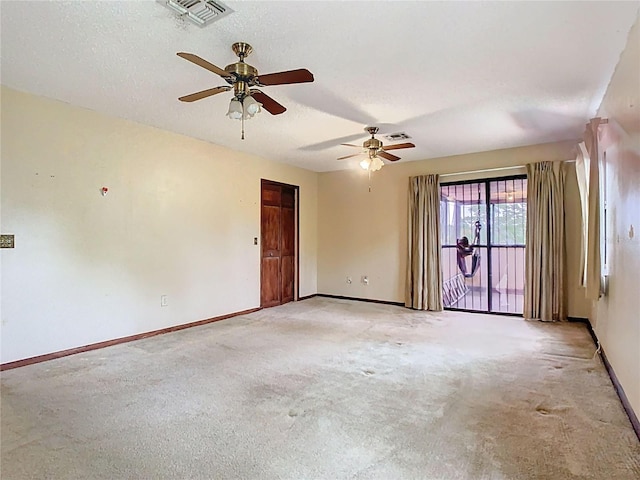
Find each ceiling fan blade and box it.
[340,143,362,148]
[382,142,415,151]
[177,52,231,79]
[251,90,286,115]
[258,69,314,86]
[378,151,401,162]
[178,86,231,102]
[337,153,363,160]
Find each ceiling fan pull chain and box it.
[368,169,372,193]
[241,111,245,140]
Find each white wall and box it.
[593,17,640,416]
[0,87,317,363]
[317,141,589,316]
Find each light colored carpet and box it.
[2,297,639,479]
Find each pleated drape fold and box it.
[405,175,443,311]
[523,162,566,321]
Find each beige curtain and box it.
[405,174,443,311]
[583,118,603,300]
[524,162,566,321]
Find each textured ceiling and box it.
[1,1,638,172]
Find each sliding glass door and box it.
[440,176,527,314]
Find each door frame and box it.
[260,179,300,306]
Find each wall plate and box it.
[0,235,15,248]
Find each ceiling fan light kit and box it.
[177,42,314,139]
[226,96,262,121]
[360,157,384,172]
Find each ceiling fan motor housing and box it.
[362,138,382,158]
[364,137,382,150]
[225,43,259,97]
[224,62,258,79]
[364,126,383,154]
[225,62,258,97]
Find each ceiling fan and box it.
[338,126,415,171]
[176,42,314,138]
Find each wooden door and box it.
[261,180,297,307]
[280,188,295,304]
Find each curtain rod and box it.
[439,165,526,178]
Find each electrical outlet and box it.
[161,295,168,307]
[346,276,352,284]
[361,275,369,285]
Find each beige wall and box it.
[593,17,640,415]
[564,162,591,319]
[0,87,318,363]
[318,141,589,317]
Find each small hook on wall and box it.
[101,187,109,197]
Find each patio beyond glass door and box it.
[440,176,527,314]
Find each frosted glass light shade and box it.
[243,96,262,117]
[370,157,384,171]
[226,99,243,120]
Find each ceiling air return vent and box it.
[384,132,412,141]
[158,0,233,27]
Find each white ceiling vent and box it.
[384,132,412,141]
[158,0,233,27]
